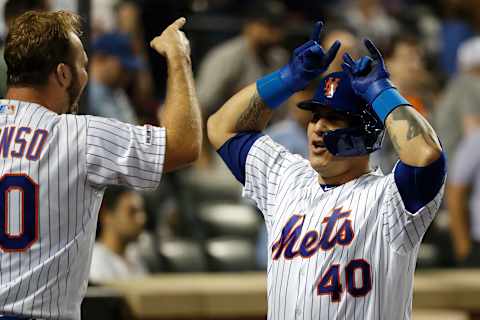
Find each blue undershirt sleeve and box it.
[217,132,264,185]
[393,152,447,213]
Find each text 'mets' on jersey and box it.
[0,100,165,319]
[244,135,444,320]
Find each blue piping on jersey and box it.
[217,132,264,185]
[394,152,446,213]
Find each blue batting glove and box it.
[341,39,410,123]
[257,21,341,109]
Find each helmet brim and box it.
[297,100,324,111]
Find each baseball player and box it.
[0,11,201,320]
[208,21,446,319]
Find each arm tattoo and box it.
[235,92,270,132]
[391,107,423,140]
[389,107,438,150]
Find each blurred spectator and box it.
[115,1,156,124]
[438,0,475,76]
[88,32,142,123]
[434,36,480,167]
[385,34,434,115]
[0,0,49,97]
[195,1,287,117]
[340,0,399,48]
[90,186,148,283]
[92,0,117,35]
[195,1,288,169]
[448,130,480,267]
[323,26,360,73]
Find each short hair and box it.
[101,186,132,212]
[383,33,420,60]
[4,10,82,87]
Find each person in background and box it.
[0,0,49,97]
[341,0,399,48]
[88,31,142,123]
[90,186,149,283]
[448,130,480,266]
[434,36,480,168]
[195,1,287,118]
[195,0,287,168]
[323,26,359,73]
[114,0,156,123]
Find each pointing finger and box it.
[324,40,341,66]
[171,17,186,30]
[364,38,382,61]
[310,21,324,42]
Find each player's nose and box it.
[312,117,330,134]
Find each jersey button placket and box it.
[295,307,303,318]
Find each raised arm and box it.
[150,18,202,172]
[342,39,446,213]
[207,84,272,149]
[208,21,340,150]
[342,39,442,166]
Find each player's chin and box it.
[308,150,333,170]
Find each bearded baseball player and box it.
[0,11,201,320]
[208,21,446,319]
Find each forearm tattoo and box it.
[389,107,438,151]
[235,92,270,132]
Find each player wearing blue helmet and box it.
[208,21,446,320]
[297,70,384,157]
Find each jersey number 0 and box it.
[0,174,38,252]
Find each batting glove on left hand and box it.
[341,39,394,105]
[342,39,410,123]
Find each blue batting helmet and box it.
[297,71,384,157]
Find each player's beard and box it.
[67,67,82,114]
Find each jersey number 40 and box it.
[317,259,372,302]
[0,174,38,252]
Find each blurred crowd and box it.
[2,0,480,282]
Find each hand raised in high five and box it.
[150,17,191,59]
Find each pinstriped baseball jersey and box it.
[0,99,166,319]
[244,135,444,320]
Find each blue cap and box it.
[297,71,365,114]
[92,32,143,71]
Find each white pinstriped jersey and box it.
[0,100,165,319]
[244,136,444,320]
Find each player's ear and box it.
[55,63,73,88]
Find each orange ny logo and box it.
[324,78,341,98]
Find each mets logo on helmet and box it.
[324,77,341,98]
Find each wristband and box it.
[371,88,410,123]
[256,66,295,109]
